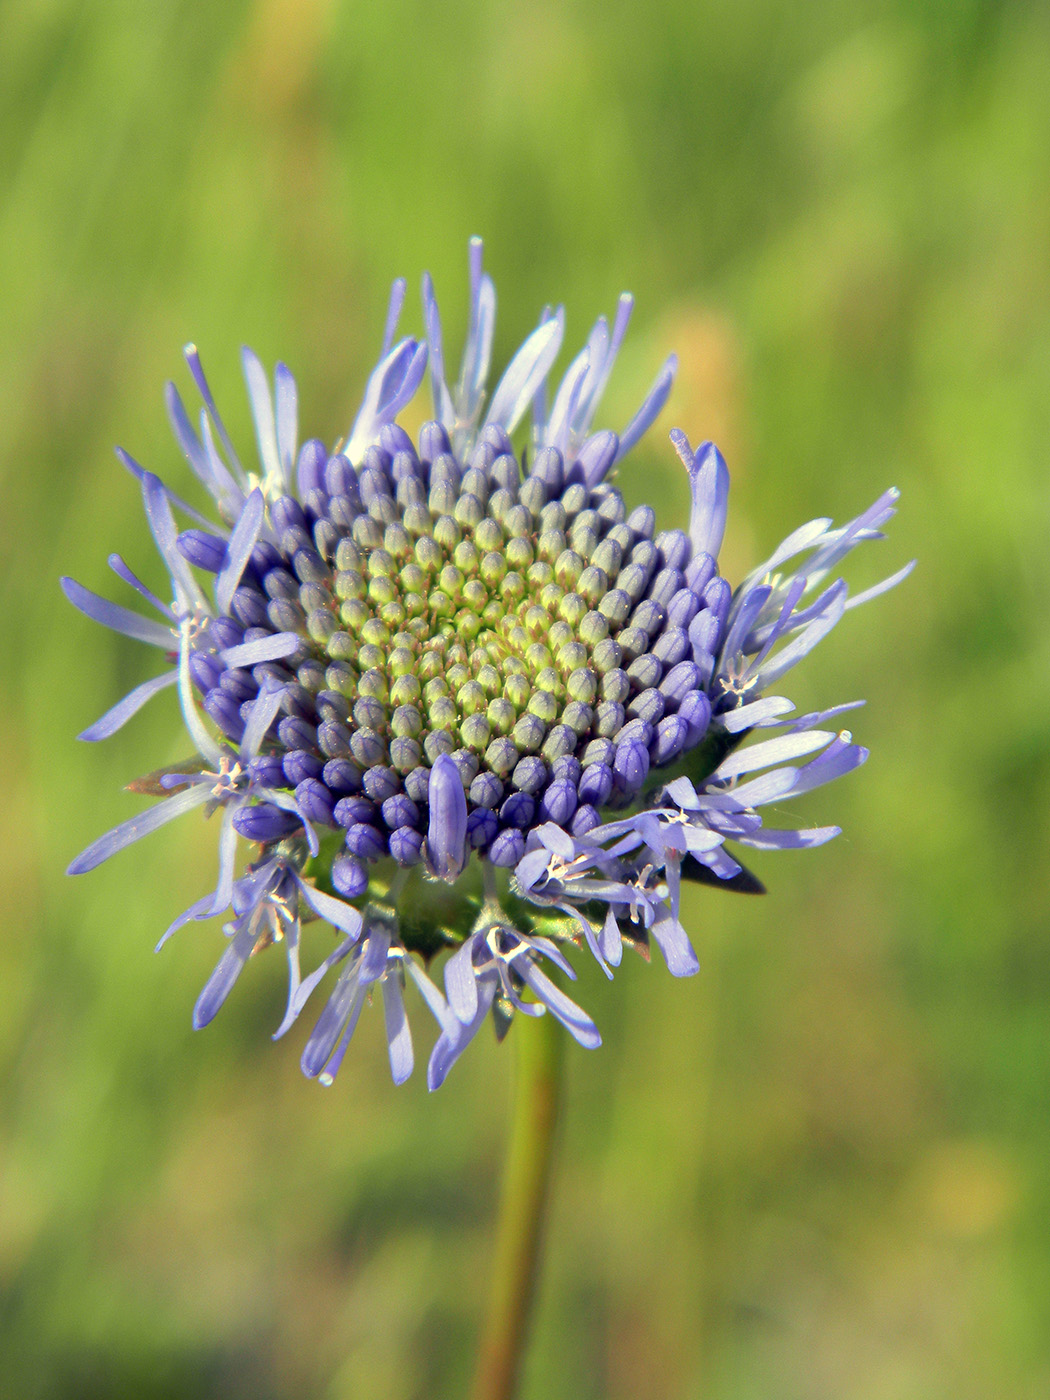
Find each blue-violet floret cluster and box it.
[66,239,910,1089]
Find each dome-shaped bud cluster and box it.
[179,418,728,893]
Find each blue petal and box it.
[514,848,551,893]
[714,730,835,781]
[178,641,223,768]
[739,825,840,851]
[422,271,454,426]
[598,909,623,967]
[242,348,282,489]
[680,438,730,558]
[216,488,265,615]
[156,889,221,952]
[485,310,564,436]
[107,554,176,615]
[427,977,496,1090]
[116,446,223,531]
[720,584,772,667]
[141,473,209,616]
[456,237,496,432]
[360,927,391,985]
[183,343,247,483]
[295,880,363,940]
[788,733,867,796]
[274,362,298,486]
[166,380,242,508]
[720,696,796,732]
[519,964,601,1048]
[845,559,916,610]
[721,766,800,808]
[347,338,428,461]
[750,584,847,689]
[382,276,407,357]
[775,700,865,732]
[67,782,210,875]
[545,345,591,454]
[78,668,177,742]
[617,355,676,460]
[192,918,257,1029]
[274,931,356,1040]
[61,577,173,648]
[209,806,240,916]
[403,958,455,1036]
[239,682,285,760]
[444,937,480,1024]
[301,960,365,1079]
[220,631,301,668]
[649,909,699,978]
[381,975,414,1084]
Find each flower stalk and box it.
[471,1006,564,1400]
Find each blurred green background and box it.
[3,0,1049,1396]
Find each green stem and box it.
[470,1010,564,1400]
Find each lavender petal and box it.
[381,974,414,1084]
[216,488,265,615]
[519,963,601,1049]
[427,978,496,1090]
[193,918,259,1029]
[78,669,178,742]
[445,937,480,1024]
[484,310,564,436]
[67,782,211,875]
[649,909,699,978]
[220,632,301,668]
[61,577,173,648]
[714,730,835,781]
[617,355,676,461]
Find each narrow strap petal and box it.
[61,577,173,648]
[714,730,834,781]
[382,276,407,357]
[193,918,258,1029]
[178,638,223,767]
[77,668,177,742]
[241,347,281,488]
[484,310,564,436]
[519,964,601,1048]
[649,908,699,978]
[616,355,677,461]
[381,975,414,1084]
[184,343,246,483]
[844,559,915,610]
[216,488,265,615]
[274,363,298,487]
[274,932,356,1040]
[67,782,210,875]
[295,879,363,940]
[239,681,284,760]
[445,936,480,1024]
[141,473,209,615]
[219,631,300,668]
[422,271,454,427]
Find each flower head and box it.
[66,239,910,1087]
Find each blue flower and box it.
[66,239,910,1087]
[299,906,449,1087]
[181,849,364,1035]
[430,912,601,1091]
